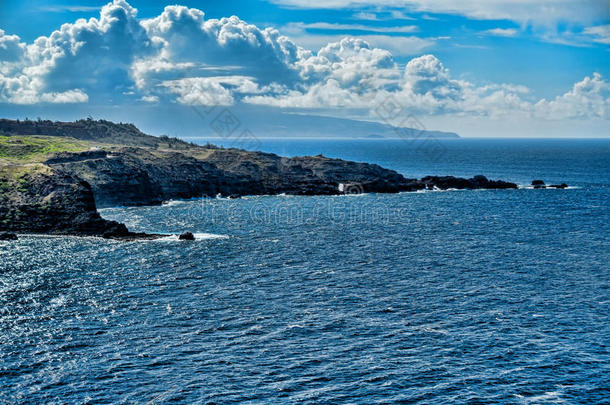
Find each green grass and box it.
[0,135,91,162]
[0,163,53,183]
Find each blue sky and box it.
[0,0,609,136]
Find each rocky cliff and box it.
[0,164,155,238]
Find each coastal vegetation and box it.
[0,135,91,163]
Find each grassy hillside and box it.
[0,118,196,150]
[0,136,92,163]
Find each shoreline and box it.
[2,118,573,240]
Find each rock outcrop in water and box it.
[421,175,517,190]
[530,180,568,189]
[0,118,521,238]
[179,232,195,241]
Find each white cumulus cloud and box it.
[535,73,610,120]
[0,0,152,104]
[0,0,607,126]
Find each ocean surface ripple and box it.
[1,139,609,404]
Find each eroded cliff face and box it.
[45,148,430,207]
[45,147,518,209]
[46,148,258,207]
[0,164,130,237]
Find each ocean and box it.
[1,138,609,403]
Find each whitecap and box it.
[519,185,579,190]
[162,200,185,207]
[412,188,466,193]
[194,233,229,240]
[517,391,563,403]
[331,192,370,197]
[50,295,67,308]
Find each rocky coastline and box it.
[0,118,550,240]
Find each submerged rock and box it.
[549,183,568,189]
[0,232,18,241]
[179,232,195,240]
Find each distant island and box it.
[0,118,511,239]
[237,111,461,139]
[112,106,462,140]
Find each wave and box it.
[161,194,238,206]
[411,188,469,193]
[407,185,580,193]
[518,185,580,190]
[161,200,186,207]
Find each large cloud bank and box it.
[0,0,608,123]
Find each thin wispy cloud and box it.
[279,29,435,55]
[352,10,415,21]
[389,10,416,20]
[40,5,101,12]
[352,12,379,21]
[268,0,609,27]
[539,26,610,48]
[484,28,518,37]
[584,25,610,44]
[420,14,439,21]
[287,22,419,34]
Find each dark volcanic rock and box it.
[549,183,568,189]
[532,179,546,189]
[0,166,160,239]
[47,147,428,205]
[0,232,18,241]
[179,232,195,240]
[420,175,517,190]
[47,148,252,207]
[45,150,109,164]
[285,155,415,194]
[470,175,518,189]
[45,147,519,209]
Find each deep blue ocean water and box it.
[1,139,609,404]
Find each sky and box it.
[0,0,609,137]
